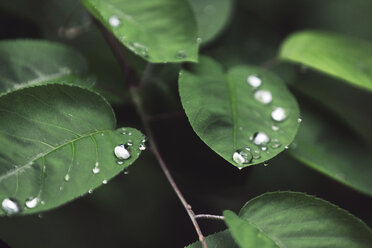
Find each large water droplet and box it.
[109,16,121,27]
[114,144,131,160]
[92,167,100,174]
[64,174,70,182]
[252,132,270,146]
[254,90,272,104]
[2,198,21,215]
[25,197,39,209]
[271,107,287,122]
[232,149,253,165]
[247,75,262,88]
[139,144,146,151]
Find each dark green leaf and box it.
[82,0,199,63]
[280,30,372,92]
[185,230,237,248]
[179,56,300,168]
[0,39,91,95]
[188,0,233,44]
[0,84,144,215]
[289,109,372,196]
[224,210,279,248]
[238,191,372,248]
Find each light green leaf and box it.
[185,230,237,248]
[289,109,372,196]
[179,56,300,168]
[224,210,279,248]
[239,191,372,248]
[188,0,233,44]
[0,40,92,96]
[280,30,372,92]
[82,0,198,63]
[0,84,144,215]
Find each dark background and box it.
[1,0,372,247]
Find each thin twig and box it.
[195,214,225,221]
[130,88,208,248]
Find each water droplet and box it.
[25,197,39,209]
[252,149,261,159]
[95,162,99,167]
[101,133,104,136]
[297,117,302,123]
[261,146,267,151]
[123,168,129,175]
[121,132,127,135]
[177,50,186,59]
[117,161,124,165]
[252,132,270,146]
[284,145,289,150]
[139,144,146,151]
[92,167,100,174]
[128,132,132,136]
[254,90,272,104]
[232,149,253,165]
[272,125,279,131]
[263,161,269,166]
[247,75,262,88]
[109,16,121,27]
[197,37,202,43]
[271,107,287,122]
[2,198,21,215]
[245,147,251,151]
[114,144,131,160]
[38,213,43,219]
[64,174,70,182]
[59,186,63,191]
[102,179,108,184]
[270,139,281,149]
[238,167,243,170]
[88,189,93,194]
[41,201,45,205]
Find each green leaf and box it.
[289,109,372,196]
[0,84,144,215]
[0,39,92,95]
[238,191,372,248]
[185,230,237,248]
[179,56,300,168]
[224,210,279,248]
[280,30,372,92]
[82,0,199,63]
[188,0,233,44]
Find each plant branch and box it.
[195,214,225,221]
[130,88,208,248]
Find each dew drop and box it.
[101,133,105,136]
[272,125,279,131]
[270,139,281,149]
[232,149,253,165]
[252,149,261,159]
[297,117,303,123]
[2,198,21,215]
[123,168,129,175]
[177,50,186,59]
[139,144,146,151]
[88,189,93,194]
[114,144,131,160]
[284,145,289,150]
[247,75,262,88]
[196,37,202,43]
[263,161,269,166]
[41,201,45,205]
[64,174,70,182]
[128,132,132,136]
[271,107,287,122]
[92,167,100,174]
[261,146,267,151]
[25,197,39,209]
[102,179,108,184]
[109,15,121,27]
[254,90,272,104]
[117,161,124,165]
[59,186,64,191]
[252,132,270,146]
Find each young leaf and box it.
[280,30,372,92]
[82,0,199,63]
[237,191,372,248]
[188,0,233,44]
[0,84,145,215]
[289,109,372,196]
[0,40,91,95]
[224,210,279,248]
[185,230,237,248]
[179,56,300,168]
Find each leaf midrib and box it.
[0,129,112,182]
